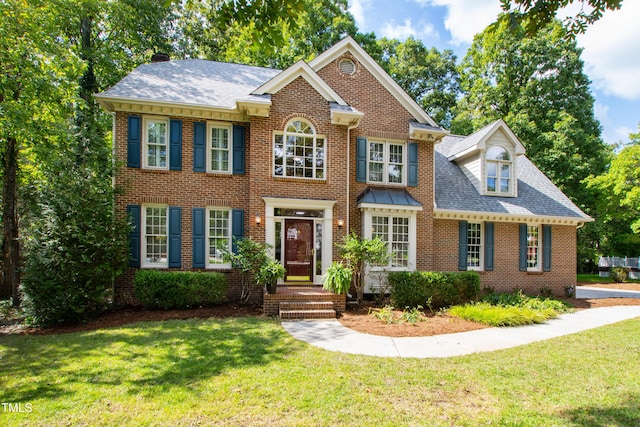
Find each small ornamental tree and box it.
[338,232,390,305]
[223,238,270,304]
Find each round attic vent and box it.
[338,58,356,75]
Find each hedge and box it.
[134,270,227,309]
[389,271,480,309]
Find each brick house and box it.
[96,37,591,309]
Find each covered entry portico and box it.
[262,197,336,285]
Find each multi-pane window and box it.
[467,222,482,269]
[372,215,409,268]
[486,146,511,195]
[208,209,230,266]
[527,225,541,270]
[145,118,168,169]
[209,124,230,173]
[143,206,168,266]
[274,119,325,179]
[368,140,405,184]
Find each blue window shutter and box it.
[232,125,245,175]
[543,225,552,272]
[168,207,182,268]
[127,116,141,168]
[126,205,141,268]
[193,122,206,172]
[169,119,182,171]
[458,221,468,271]
[231,209,244,253]
[408,142,418,187]
[519,224,528,271]
[356,137,367,182]
[485,222,494,271]
[192,208,206,268]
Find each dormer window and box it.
[486,146,512,195]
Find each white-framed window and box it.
[485,145,512,195]
[371,214,410,268]
[143,205,168,267]
[143,117,169,169]
[368,140,405,185]
[273,119,325,179]
[467,222,483,270]
[207,208,231,268]
[527,225,541,271]
[208,122,232,173]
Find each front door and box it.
[284,219,313,282]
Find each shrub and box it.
[449,290,573,326]
[20,151,130,326]
[610,267,628,283]
[323,262,353,295]
[389,271,480,309]
[134,270,227,309]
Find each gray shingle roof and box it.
[435,135,590,220]
[97,59,280,109]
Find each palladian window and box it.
[486,146,512,195]
[274,119,325,179]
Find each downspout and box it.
[110,111,117,300]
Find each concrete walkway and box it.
[282,305,640,358]
[575,286,640,299]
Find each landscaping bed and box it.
[3,282,640,337]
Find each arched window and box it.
[274,119,325,179]
[486,146,512,194]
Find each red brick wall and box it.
[316,55,435,270]
[433,219,577,296]
[113,55,440,304]
[113,113,250,303]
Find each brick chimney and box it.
[151,53,170,63]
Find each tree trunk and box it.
[2,136,21,305]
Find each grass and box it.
[1,315,640,426]
[578,273,640,283]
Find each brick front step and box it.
[280,309,337,319]
[263,287,346,316]
[280,301,334,311]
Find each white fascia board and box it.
[94,94,247,121]
[330,109,364,127]
[409,122,449,142]
[433,208,593,225]
[309,36,440,127]
[253,60,347,105]
[357,202,423,213]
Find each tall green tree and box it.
[377,37,460,129]
[0,0,77,303]
[585,127,640,256]
[220,0,357,69]
[500,0,623,35]
[453,19,607,202]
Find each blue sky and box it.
[348,0,640,146]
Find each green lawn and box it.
[578,273,640,283]
[1,316,640,426]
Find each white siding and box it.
[459,156,482,193]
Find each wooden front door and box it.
[284,219,313,282]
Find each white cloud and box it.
[576,2,640,100]
[422,0,502,45]
[380,18,436,40]
[348,0,371,28]
[594,103,633,144]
